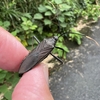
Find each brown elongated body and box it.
[18,36,58,75]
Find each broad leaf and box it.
[60,23,67,27]
[45,11,52,16]
[3,21,10,27]
[55,0,62,4]
[45,6,52,10]
[21,17,27,22]
[34,13,43,19]
[44,19,52,25]
[5,90,13,100]
[57,16,65,22]
[38,5,47,13]
[59,4,71,11]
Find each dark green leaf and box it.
[0,71,7,80]
[6,73,19,87]
[0,21,3,26]
[27,38,33,45]
[0,85,8,93]
[0,73,6,80]
[5,90,12,100]
[19,35,25,40]
[5,72,13,80]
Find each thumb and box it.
[12,63,54,100]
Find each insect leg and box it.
[33,36,63,64]
[55,46,67,57]
[50,53,63,64]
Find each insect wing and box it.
[18,51,39,74]
[19,39,54,74]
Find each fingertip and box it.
[0,27,28,71]
[12,63,54,100]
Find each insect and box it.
[18,35,65,75]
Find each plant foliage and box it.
[0,70,19,100]
[0,0,100,99]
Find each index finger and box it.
[0,27,28,72]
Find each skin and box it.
[0,27,54,100]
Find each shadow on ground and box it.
[50,19,100,100]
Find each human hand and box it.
[0,27,54,100]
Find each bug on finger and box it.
[18,35,66,75]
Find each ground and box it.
[50,19,100,100]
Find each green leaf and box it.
[34,13,43,19]
[93,17,98,21]
[45,11,52,16]
[44,19,52,25]
[56,42,69,52]
[5,90,12,100]
[0,71,7,80]
[54,42,69,58]
[23,13,32,18]
[0,21,3,25]
[22,40,28,46]
[69,31,82,45]
[58,36,64,42]
[57,16,65,22]
[64,12,73,16]
[21,17,27,22]
[59,4,71,11]
[76,38,81,45]
[5,72,13,80]
[10,73,20,86]
[27,38,33,45]
[11,29,19,36]
[38,5,47,13]
[3,21,10,27]
[0,84,13,100]
[21,25,29,30]
[60,23,67,27]
[51,9,57,14]
[0,73,6,80]
[63,46,69,53]
[19,35,25,40]
[0,79,4,84]
[30,25,37,30]
[45,6,52,10]
[0,85,8,93]
[38,27,43,34]
[55,0,62,4]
